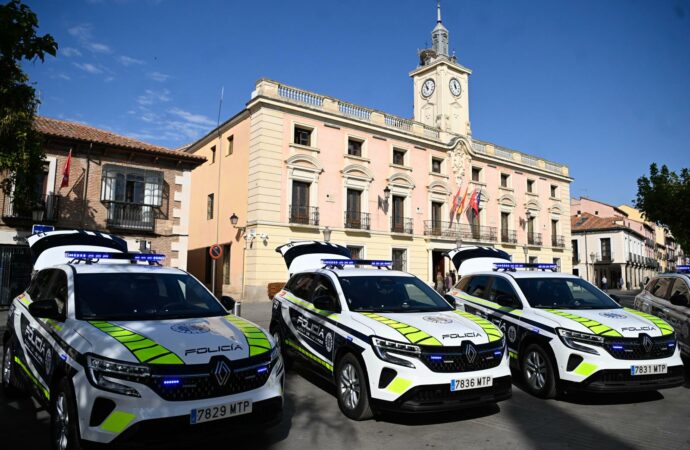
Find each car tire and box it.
[51,377,83,450]
[521,344,557,399]
[2,336,27,398]
[335,353,373,421]
[272,329,293,371]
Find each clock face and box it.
[421,79,435,98]
[449,78,462,97]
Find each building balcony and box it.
[344,211,370,231]
[500,229,518,244]
[289,205,319,226]
[527,232,542,246]
[594,252,613,263]
[104,201,156,232]
[424,221,497,243]
[552,235,565,248]
[391,217,413,235]
[2,193,59,224]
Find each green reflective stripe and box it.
[282,293,340,320]
[100,411,136,434]
[285,339,333,371]
[459,293,524,316]
[18,295,32,306]
[225,315,271,356]
[361,312,442,346]
[43,318,64,332]
[14,356,50,400]
[624,308,674,336]
[573,362,598,377]
[509,351,518,360]
[89,322,184,365]
[544,310,623,337]
[453,310,503,342]
[386,377,413,395]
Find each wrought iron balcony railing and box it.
[344,211,370,230]
[552,235,565,248]
[424,221,497,242]
[391,217,413,234]
[500,229,517,244]
[289,205,319,226]
[104,201,155,232]
[2,193,59,223]
[527,232,542,246]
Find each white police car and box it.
[445,246,684,398]
[270,241,511,420]
[1,230,283,449]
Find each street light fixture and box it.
[383,186,391,201]
[323,226,332,243]
[523,244,528,264]
[230,213,239,227]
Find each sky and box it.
[22,0,690,207]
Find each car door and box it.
[666,278,690,354]
[646,277,674,322]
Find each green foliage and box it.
[635,163,690,251]
[0,0,57,208]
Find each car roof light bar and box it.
[677,265,690,273]
[493,262,558,272]
[65,251,165,265]
[321,259,393,269]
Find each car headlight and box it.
[86,355,150,397]
[557,328,603,355]
[371,337,420,368]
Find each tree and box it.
[635,163,690,251]
[0,0,57,210]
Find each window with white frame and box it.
[294,126,312,146]
[431,157,443,174]
[393,148,406,166]
[101,165,163,207]
[392,248,407,272]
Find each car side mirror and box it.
[220,295,236,312]
[609,294,621,303]
[443,295,456,308]
[670,294,688,307]
[29,299,62,321]
[495,294,519,308]
[313,295,340,313]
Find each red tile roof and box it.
[571,212,647,240]
[34,116,205,163]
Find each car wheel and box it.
[272,329,292,371]
[335,353,373,420]
[521,344,557,399]
[51,378,83,450]
[2,337,26,398]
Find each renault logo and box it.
[214,360,231,386]
[465,343,477,364]
[642,335,653,353]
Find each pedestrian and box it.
[602,275,608,291]
[435,271,444,294]
[619,277,624,290]
[444,272,452,292]
[450,270,457,287]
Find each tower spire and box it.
[431,0,449,57]
[437,0,442,23]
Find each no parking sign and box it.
[209,244,222,260]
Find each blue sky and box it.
[23,0,690,206]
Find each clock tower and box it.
[411,1,472,136]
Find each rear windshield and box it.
[338,275,453,313]
[515,277,621,310]
[75,273,226,320]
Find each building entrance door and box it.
[431,250,446,287]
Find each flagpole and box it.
[211,86,224,298]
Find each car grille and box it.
[146,354,275,401]
[420,340,504,373]
[581,365,685,392]
[399,376,512,408]
[603,334,677,360]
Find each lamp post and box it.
[323,226,331,243]
[523,244,528,264]
[589,251,596,284]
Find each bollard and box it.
[234,301,242,317]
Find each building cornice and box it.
[409,58,472,77]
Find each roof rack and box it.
[321,259,393,270]
[493,262,558,272]
[65,251,165,266]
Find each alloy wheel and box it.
[525,350,548,391]
[54,392,70,450]
[339,363,361,410]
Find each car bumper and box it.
[74,361,284,444]
[564,365,686,393]
[365,347,512,411]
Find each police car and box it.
[1,230,283,449]
[444,246,685,398]
[270,241,511,420]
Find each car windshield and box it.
[339,275,453,313]
[75,272,227,320]
[515,277,621,310]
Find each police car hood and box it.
[76,316,271,365]
[353,310,499,346]
[446,246,512,277]
[532,308,669,338]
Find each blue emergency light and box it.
[493,262,558,271]
[65,251,166,264]
[677,265,690,273]
[162,378,181,386]
[321,259,393,268]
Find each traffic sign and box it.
[209,244,223,260]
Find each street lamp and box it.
[230,213,239,227]
[383,186,391,201]
[323,226,332,243]
[589,251,596,284]
[523,244,528,264]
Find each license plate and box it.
[190,400,252,424]
[450,376,493,391]
[630,364,667,376]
